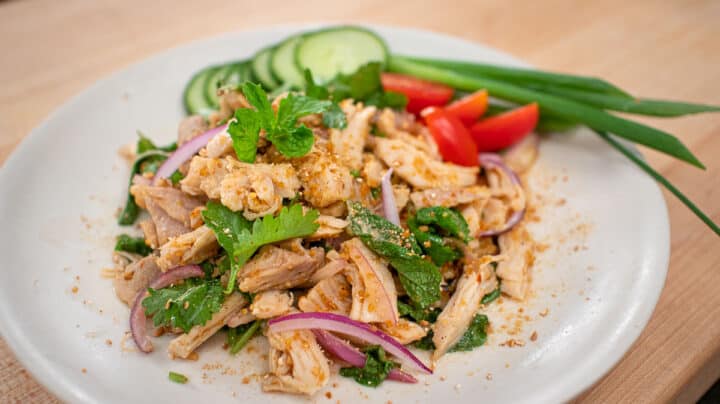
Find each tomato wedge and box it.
[469,103,539,152]
[423,107,478,167]
[381,73,454,114]
[445,90,488,125]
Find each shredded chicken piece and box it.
[496,225,533,300]
[329,101,376,170]
[432,256,499,360]
[239,243,325,293]
[361,153,384,188]
[177,115,209,146]
[251,290,294,319]
[377,318,427,344]
[113,255,161,306]
[341,238,398,324]
[308,215,349,240]
[208,88,250,127]
[481,198,509,231]
[373,137,478,189]
[227,309,256,328]
[130,179,205,245]
[302,251,349,286]
[182,156,300,220]
[263,329,330,395]
[167,293,247,359]
[502,133,539,174]
[156,225,219,271]
[375,108,441,160]
[411,185,490,209]
[298,273,352,315]
[205,131,234,158]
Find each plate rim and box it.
[0,22,670,404]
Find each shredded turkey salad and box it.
[111,67,536,395]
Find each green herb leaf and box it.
[169,170,184,185]
[449,314,489,352]
[412,331,435,350]
[398,300,440,323]
[142,279,224,333]
[346,201,441,308]
[227,320,262,354]
[203,203,320,294]
[481,285,501,305]
[114,234,152,256]
[407,216,461,267]
[339,346,397,387]
[168,371,188,384]
[267,123,315,157]
[414,207,470,242]
[322,102,347,129]
[228,107,262,163]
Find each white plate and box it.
[0,24,669,404]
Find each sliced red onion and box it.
[153,124,227,184]
[269,312,432,374]
[130,265,205,353]
[380,168,400,226]
[478,153,525,237]
[313,330,417,384]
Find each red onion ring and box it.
[153,124,227,184]
[269,312,432,374]
[129,265,205,353]
[478,153,525,237]
[380,168,400,226]
[313,330,417,383]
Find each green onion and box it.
[168,371,188,384]
[543,88,720,117]
[388,56,704,169]
[228,320,261,354]
[595,131,719,237]
[395,55,631,97]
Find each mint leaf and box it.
[114,234,152,256]
[398,300,440,323]
[276,93,332,128]
[339,346,397,387]
[267,124,315,157]
[407,216,461,266]
[228,107,262,163]
[322,102,347,129]
[240,82,274,128]
[346,201,441,308]
[203,203,320,294]
[414,207,470,242]
[449,314,489,352]
[143,279,224,333]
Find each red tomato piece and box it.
[469,103,539,152]
[423,107,479,167]
[381,73,454,114]
[445,90,488,125]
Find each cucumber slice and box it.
[270,36,305,88]
[252,47,280,90]
[183,67,216,116]
[204,64,233,107]
[295,26,389,83]
[223,61,245,87]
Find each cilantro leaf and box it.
[449,314,489,352]
[227,320,262,354]
[414,207,470,242]
[346,201,441,308]
[339,346,397,387]
[142,279,224,333]
[203,203,320,294]
[114,234,152,256]
[201,202,252,252]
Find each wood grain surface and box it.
[1,0,719,402]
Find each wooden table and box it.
[1,0,719,402]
